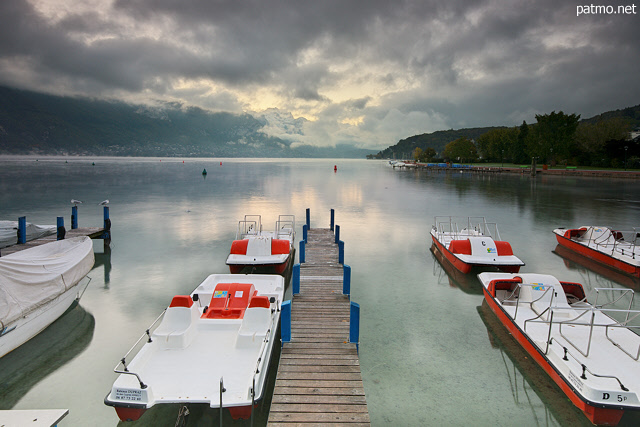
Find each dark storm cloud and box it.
[0,0,639,148]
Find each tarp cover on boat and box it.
[0,236,94,327]
[0,221,56,249]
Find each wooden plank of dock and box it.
[0,227,105,257]
[268,228,370,426]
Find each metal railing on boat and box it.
[508,286,640,361]
[433,216,502,241]
[113,309,167,389]
[579,227,639,260]
[500,285,640,393]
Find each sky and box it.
[1,0,639,150]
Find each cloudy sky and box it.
[1,0,639,149]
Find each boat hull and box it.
[555,233,640,278]
[1,280,83,358]
[430,234,522,274]
[481,287,625,426]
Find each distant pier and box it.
[389,161,640,179]
[268,210,370,425]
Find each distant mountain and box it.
[377,127,505,159]
[580,104,640,127]
[378,104,640,159]
[0,86,374,158]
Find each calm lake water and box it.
[1,156,639,426]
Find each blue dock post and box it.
[71,206,78,229]
[57,217,65,240]
[343,264,351,296]
[338,240,345,264]
[306,208,310,229]
[103,206,111,239]
[350,301,360,351]
[18,216,26,244]
[335,224,340,244]
[330,209,335,231]
[281,300,292,343]
[299,240,306,263]
[302,224,307,243]
[293,264,301,295]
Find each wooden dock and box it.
[268,228,370,426]
[0,228,107,257]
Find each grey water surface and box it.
[1,157,639,426]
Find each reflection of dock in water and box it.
[93,239,112,286]
[476,301,590,427]
[553,244,639,290]
[0,303,95,410]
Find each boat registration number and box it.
[115,388,143,402]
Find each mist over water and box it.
[1,157,639,426]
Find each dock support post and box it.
[302,224,307,243]
[330,209,335,231]
[103,206,111,239]
[293,264,301,295]
[281,300,291,343]
[343,264,351,296]
[339,240,345,264]
[335,224,340,243]
[18,216,26,244]
[71,206,78,229]
[350,301,360,352]
[57,217,65,240]
[305,208,310,229]
[299,240,305,263]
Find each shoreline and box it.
[401,162,640,179]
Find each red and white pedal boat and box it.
[554,226,640,278]
[430,216,524,274]
[478,272,640,426]
[226,215,295,275]
[105,274,285,422]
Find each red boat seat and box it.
[271,239,290,255]
[449,239,471,255]
[203,283,255,319]
[230,239,249,255]
[565,228,587,239]
[169,295,193,308]
[488,277,523,298]
[248,295,271,308]
[494,241,514,256]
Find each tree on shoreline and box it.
[530,111,580,164]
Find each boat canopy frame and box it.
[236,215,263,240]
[504,284,640,362]
[563,226,640,260]
[432,216,502,241]
[500,283,640,392]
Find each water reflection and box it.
[430,244,483,295]
[94,239,113,286]
[0,303,95,409]
[553,244,640,291]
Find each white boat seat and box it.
[237,307,271,345]
[153,303,199,349]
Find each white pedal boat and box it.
[554,226,640,279]
[478,272,640,426]
[226,215,295,275]
[105,274,285,422]
[431,216,524,274]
